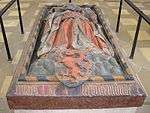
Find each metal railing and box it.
[0,0,24,61]
[116,0,150,59]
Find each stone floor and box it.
[0,0,150,113]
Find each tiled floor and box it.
[0,0,150,113]
[14,108,137,113]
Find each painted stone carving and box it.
[28,4,123,87]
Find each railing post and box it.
[0,17,12,61]
[129,16,142,59]
[116,0,123,32]
[69,0,71,3]
[16,0,24,34]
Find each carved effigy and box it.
[24,4,131,88]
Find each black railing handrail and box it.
[124,0,150,25]
[116,0,150,59]
[0,0,16,17]
[0,0,24,61]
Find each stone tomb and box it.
[7,5,146,109]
